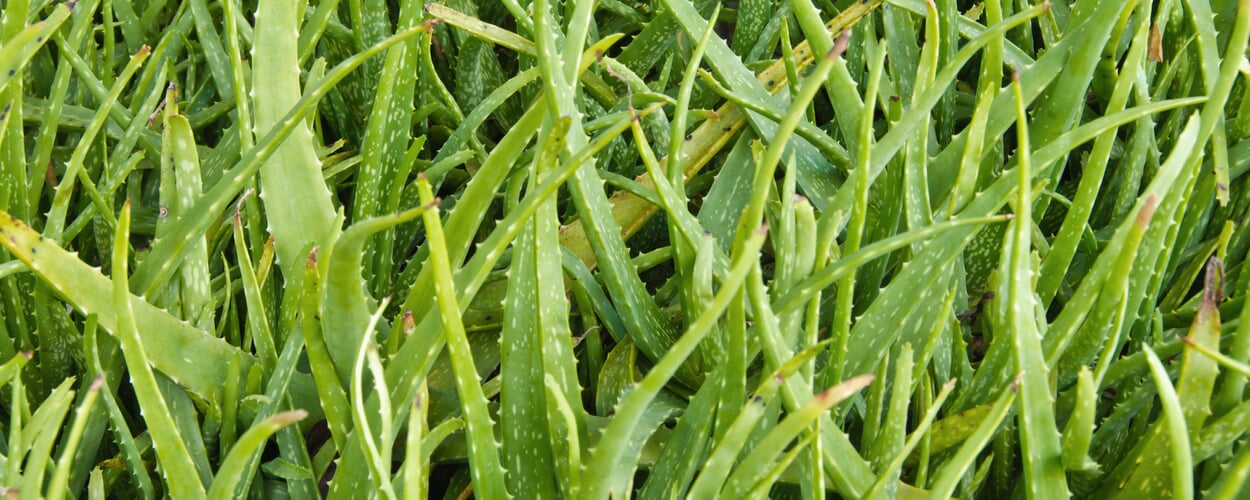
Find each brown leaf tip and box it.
[90,373,106,391]
[1203,257,1224,306]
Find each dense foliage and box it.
[1,0,1249,498]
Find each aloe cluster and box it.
[2,0,1250,497]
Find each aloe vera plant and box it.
[2,0,1250,498]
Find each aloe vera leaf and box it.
[695,68,851,168]
[34,25,163,210]
[720,375,876,497]
[789,0,876,149]
[130,22,435,297]
[733,0,769,57]
[1101,262,1223,496]
[560,0,871,267]
[747,241,884,498]
[1062,368,1099,471]
[18,377,76,496]
[498,117,570,499]
[660,4,720,284]
[829,42,886,384]
[924,0,1123,192]
[46,375,102,500]
[422,3,618,107]
[867,344,916,474]
[219,0,253,151]
[0,210,244,404]
[542,374,585,497]
[560,249,628,341]
[235,292,324,498]
[250,0,336,278]
[0,352,29,388]
[351,298,398,499]
[299,250,350,454]
[0,2,70,94]
[333,103,659,497]
[393,102,543,324]
[636,364,723,500]
[689,341,829,496]
[159,373,217,487]
[1207,443,1250,499]
[927,380,1018,500]
[1059,198,1155,388]
[43,44,149,242]
[665,0,856,211]
[415,176,508,499]
[534,0,690,380]
[1143,345,1197,499]
[207,411,307,498]
[1029,0,1135,209]
[322,205,430,387]
[185,0,229,94]
[0,0,27,221]
[4,357,27,484]
[165,112,215,330]
[533,112,586,496]
[424,3,532,58]
[887,0,1034,68]
[109,202,207,499]
[427,67,538,171]
[776,214,1011,317]
[946,100,1206,411]
[582,226,768,498]
[1186,0,1228,204]
[902,0,940,246]
[83,325,156,499]
[353,0,420,291]
[1037,0,1153,304]
[904,401,995,468]
[402,383,429,500]
[230,203,279,376]
[826,3,1044,220]
[866,379,957,499]
[1004,72,1070,498]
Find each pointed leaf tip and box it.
[1203,257,1224,306]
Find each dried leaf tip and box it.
[1009,372,1024,392]
[830,30,851,60]
[274,409,309,426]
[306,247,319,267]
[1202,257,1224,305]
[402,310,416,335]
[90,373,106,391]
[1148,24,1164,63]
[819,374,875,402]
[1135,195,1158,228]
